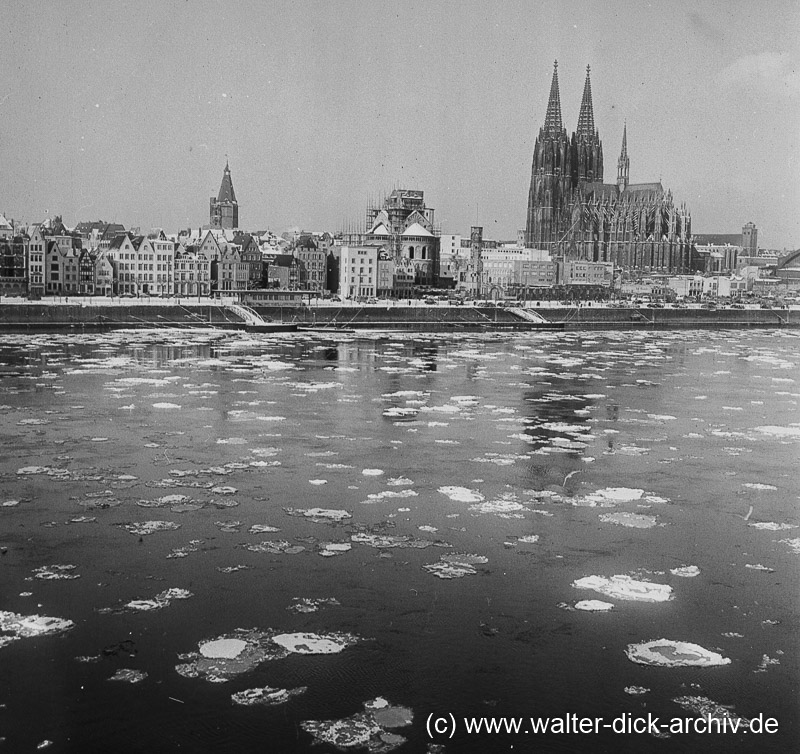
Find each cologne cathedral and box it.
[525,63,692,273]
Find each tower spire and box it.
[576,64,595,138]
[543,60,563,133]
[617,121,630,191]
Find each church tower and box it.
[525,61,571,250]
[617,122,630,191]
[572,65,603,185]
[210,160,239,230]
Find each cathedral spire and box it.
[617,121,630,191]
[543,60,563,133]
[576,64,595,138]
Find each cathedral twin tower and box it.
[525,62,692,273]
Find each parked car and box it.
[423,297,436,305]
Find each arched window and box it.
[421,246,427,260]
[408,246,415,259]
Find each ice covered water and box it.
[0,329,797,752]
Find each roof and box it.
[693,233,742,246]
[271,254,298,267]
[217,162,237,204]
[582,182,619,201]
[102,223,126,238]
[108,233,130,250]
[776,249,800,269]
[625,182,664,195]
[369,223,390,236]
[401,222,433,237]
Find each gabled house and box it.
[45,233,81,295]
[78,249,96,294]
[94,251,114,296]
[27,225,47,298]
[174,243,211,297]
[295,235,326,292]
[137,233,175,296]
[106,232,137,294]
[212,245,248,292]
[267,254,304,289]
[233,233,264,288]
[0,225,28,296]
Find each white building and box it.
[138,235,175,296]
[339,246,379,298]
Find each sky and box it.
[2,0,799,248]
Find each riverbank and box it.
[0,300,797,332]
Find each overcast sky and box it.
[2,0,798,248]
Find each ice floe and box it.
[350,524,446,549]
[109,669,148,683]
[301,697,413,752]
[167,540,204,558]
[32,564,80,580]
[574,600,615,612]
[754,425,800,438]
[624,686,649,695]
[437,486,484,504]
[598,512,661,529]
[779,537,800,554]
[669,565,700,577]
[469,499,525,515]
[754,653,781,673]
[672,696,751,729]
[176,629,289,683]
[626,640,730,667]
[581,487,645,506]
[243,541,306,555]
[573,575,673,603]
[748,522,797,531]
[272,631,360,655]
[232,685,307,706]
[248,524,280,534]
[287,598,340,614]
[200,638,248,659]
[745,563,774,572]
[423,553,487,579]
[0,611,74,649]
[362,489,418,503]
[99,588,192,614]
[318,542,352,557]
[284,507,352,523]
[120,521,181,536]
[386,476,414,486]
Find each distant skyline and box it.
[2,0,799,248]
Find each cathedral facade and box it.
[525,63,692,274]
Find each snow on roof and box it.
[402,222,433,237]
[370,223,390,236]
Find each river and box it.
[0,328,797,752]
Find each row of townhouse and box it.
[2,214,339,298]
